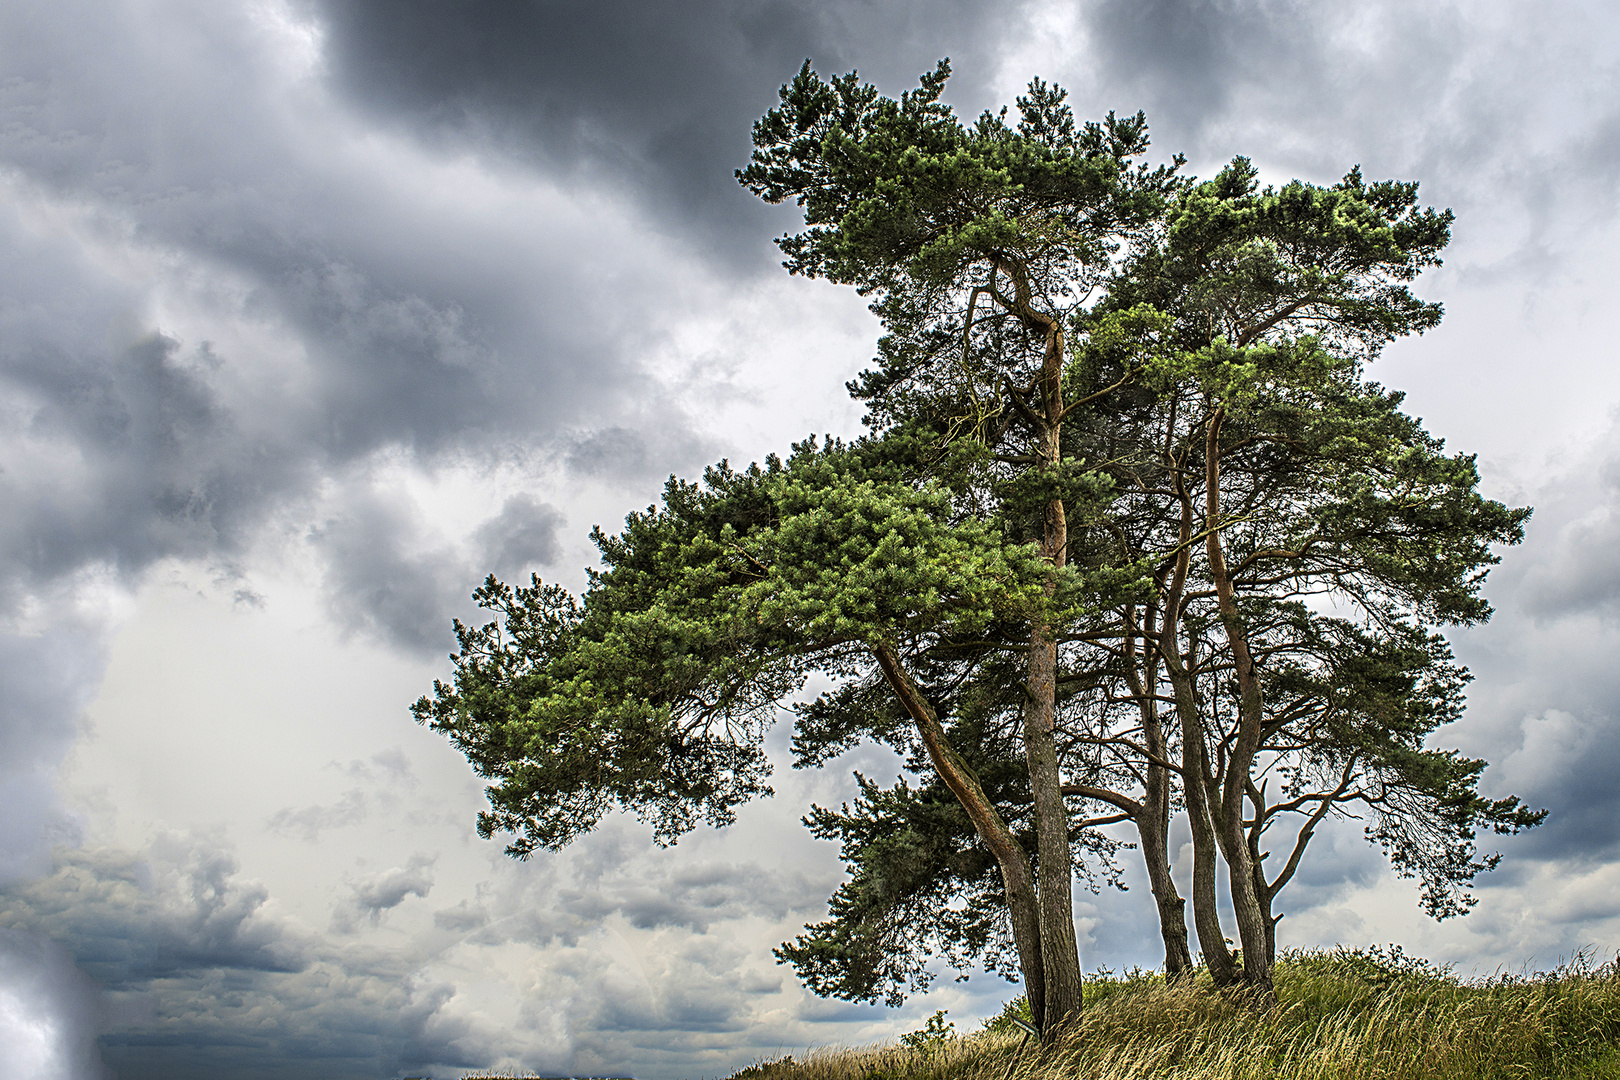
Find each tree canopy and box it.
[416,59,1542,1031]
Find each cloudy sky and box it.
[0,0,1618,1076]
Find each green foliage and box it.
[413,434,1124,861]
[737,60,1176,295]
[775,772,1016,1005]
[419,57,1544,1014]
[981,994,1036,1034]
[899,1010,957,1052]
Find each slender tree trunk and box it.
[1203,408,1275,1005]
[1243,805,1282,970]
[1128,604,1193,977]
[872,643,1048,1029]
[1248,761,1356,972]
[1161,464,1241,987]
[1139,761,1194,977]
[1024,627,1082,1031]
[1165,659,1241,986]
[1255,866,1278,969]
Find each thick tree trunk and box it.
[872,643,1048,1029]
[1203,409,1275,1005]
[1022,318,1084,1035]
[1025,627,1083,1032]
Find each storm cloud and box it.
[315,0,1013,260]
[2,0,1620,1075]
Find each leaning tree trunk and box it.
[872,643,1048,1029]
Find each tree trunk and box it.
[1139,765,1194,977]
[1166,661,1241,987]
[1203,408,1275,1005]
[872,643,1048,1029]
[1160,467,1241,987]
[1025,627,1083,1032]
[1021,315,1085,1035]
[1128,607,1193,978]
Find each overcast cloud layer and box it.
[1,0,1618,1076]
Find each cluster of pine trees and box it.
[413,61,1544,1036]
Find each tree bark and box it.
[1022,313,1084,1033]
[1125,603,1194,977]
[1024,626,1083,1031]
[872,642,1048,1030]
[1203,408,1275,1005]
[1161,462,1241,987]
[1141,730,1194,977]
[1165,655,1241,986]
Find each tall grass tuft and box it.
[727,947,1620,1080]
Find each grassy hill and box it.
[729,947,1620,1080]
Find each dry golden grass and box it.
[726,948,1620,1080]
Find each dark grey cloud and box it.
[432,898,490,932]
[315,0,1013,261]
[0,816,854,1079]
[0,630,106,887]
[1516,452,1620,622]
[336,853,438,932]
[1083,0,1303,125]
[1,837,480,1078]
[311,486,471,654]
[567,427,663,480]
[267,788,370,841]
[556,857,819,935]
[1423,428,1620,875]
[0,333,296,601]
[1068,0,1620,280]
[1076,0,1472,171]
[0,184,311,612]
[0,0,768,637]
[474,493,565,578]
[0,838,309,990]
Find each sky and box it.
[0,0,1617,1077]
